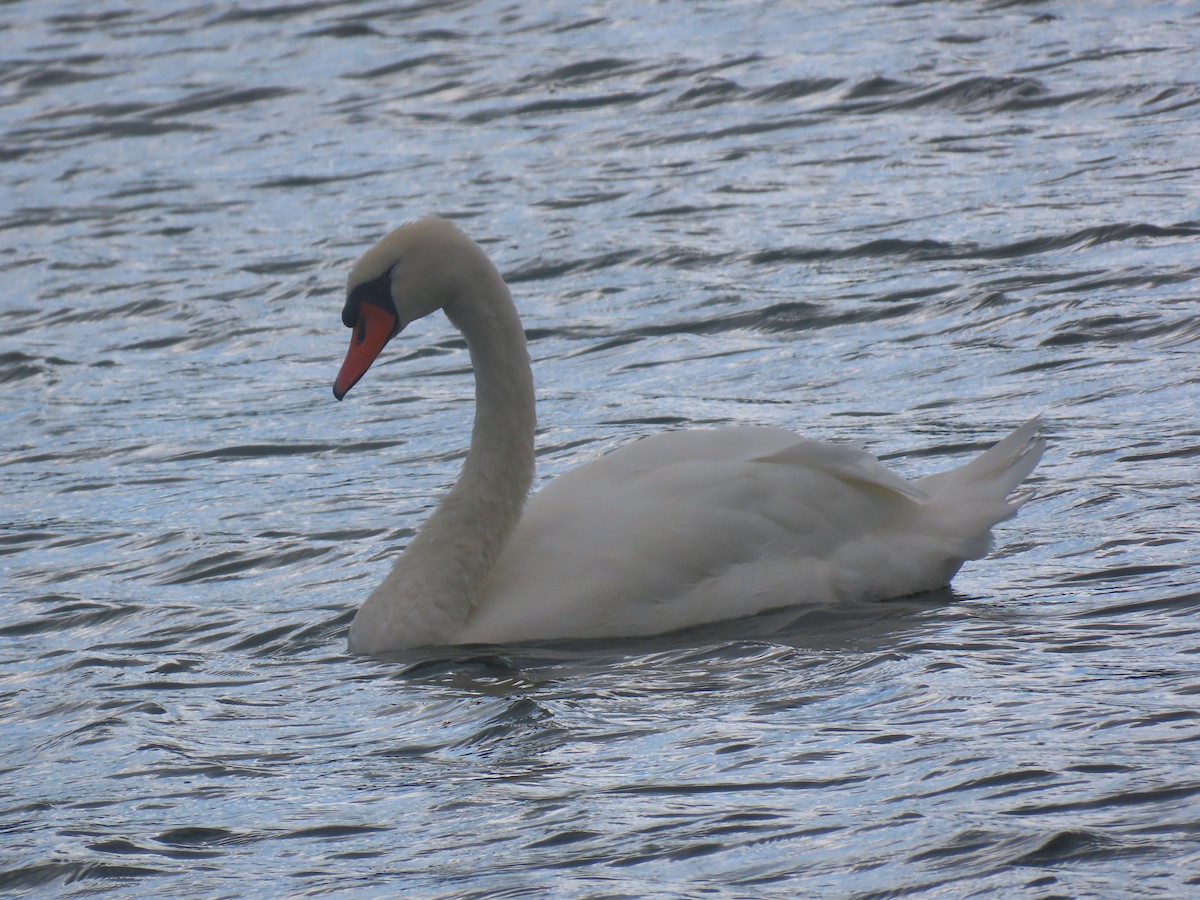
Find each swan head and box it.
[333,218,493,400]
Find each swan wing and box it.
[461,428,933,643]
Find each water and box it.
[2,0,1199,896]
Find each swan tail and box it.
[821,419,1044,603]
[917,415,1046,508]
[889,416,1047,578]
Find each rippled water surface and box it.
[3,1,1200,896]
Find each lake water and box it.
[2,1,1199,897]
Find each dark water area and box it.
[2,1,1199,897]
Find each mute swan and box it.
[334,218,1044,654]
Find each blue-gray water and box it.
[3,1,1199,897]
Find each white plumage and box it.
[333,219,1045,654]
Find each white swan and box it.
[334,218,1045,654]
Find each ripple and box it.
[3,1,1199,897]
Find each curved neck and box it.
[448,277,537,509]
[363,270,535,648]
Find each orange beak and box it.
[333,302,400,400]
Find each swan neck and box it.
[372,271,534,648]
[453,279,536,509]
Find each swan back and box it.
[460,420,1045,646]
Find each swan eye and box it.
[342,267,397,328]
